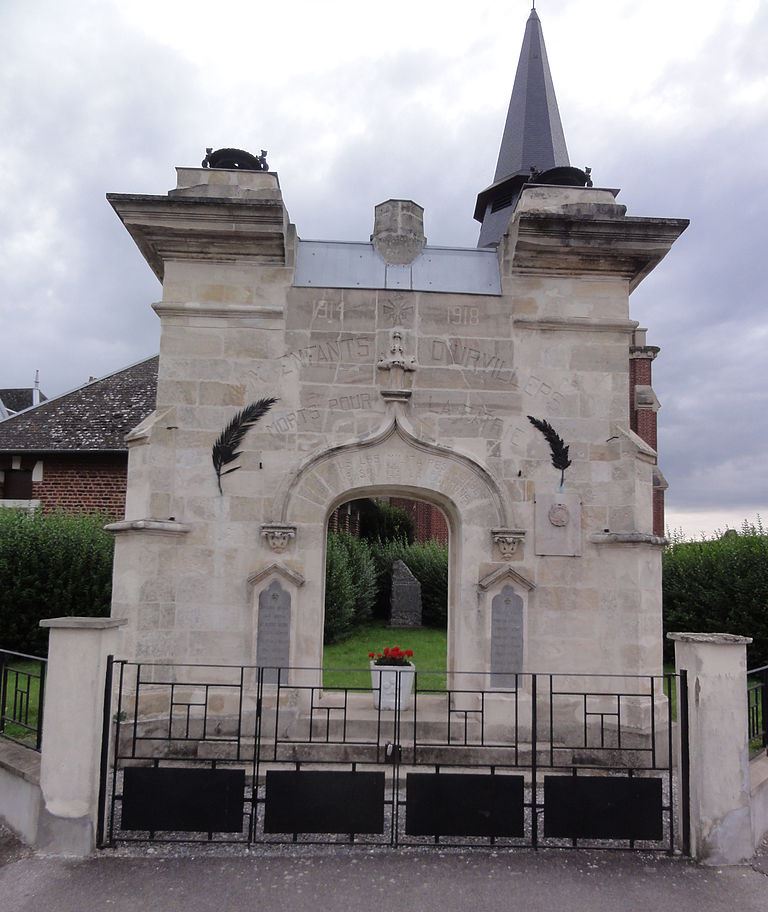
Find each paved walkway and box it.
[2,828,768,912]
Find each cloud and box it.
[0,0,765,527]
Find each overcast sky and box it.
[1,0,765,536]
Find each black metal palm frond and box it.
[212,397,278,494]
[527,415,572,488]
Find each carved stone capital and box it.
[261,524,297,553]
[491,528,526,559]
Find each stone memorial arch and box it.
[273,414,521,672]
[104,13,686,682]
[106,158,684,683]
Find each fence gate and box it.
[99,661,689,853]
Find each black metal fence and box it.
[0,648,47,751]
[101,662,688,854]
[748,664,768,758]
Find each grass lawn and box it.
[1,659,44,746]
[323,624,447,690]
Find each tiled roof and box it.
[0,389,47,413]
[0,356,158,452]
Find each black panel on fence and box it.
[121,767,245,833]
[264,770,386,834]
[543,775,663,841]
[406,773,525,837]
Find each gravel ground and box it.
[2,825,768,912]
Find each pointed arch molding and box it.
[276,417,511,528]
[478,565,535,593]
[247,562,305,589]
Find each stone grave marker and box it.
[490,584,524,687]
[257,579,291,683]
[389,559,423,627]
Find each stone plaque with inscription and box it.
[490,584,524,688]
[257,579,291,683]
[389,560,423,627]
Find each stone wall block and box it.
[670,632,755,864]
[37,618,127,855]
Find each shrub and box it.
[323,532,357,644]
[355,499,414,544]
[663,519,768,666]
[369,538,449,628]
[336,531,377,626]
[0,509,114,655]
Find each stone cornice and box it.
[514,316,638,334]
[667,632,752,645]
[39,617,128,630]
[615,424,657,461]
[107,193,289,281]
[152,302,284,320]
[506,212,689,292]
[104,519,191,536]
[589,531,667,547]
[630,345,660,360]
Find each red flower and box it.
[369,644,414,665]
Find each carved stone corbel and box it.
[260,523,297,553]
[491,528,526,560]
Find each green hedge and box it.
[324,533,449,643]
[0,509,114,655]
[369,538,449,629]
[663,520,768,666]
[324,532,378,644]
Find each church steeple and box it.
[475,7,575,247]
[493,7,569,181]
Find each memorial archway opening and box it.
[322,491,452,689]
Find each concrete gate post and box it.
[669,632,753,864]
[37,617,126,855]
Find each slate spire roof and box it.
[0,388,47,415]
[475,7,571,247]
[493,7,569,182]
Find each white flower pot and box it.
[370,661,415,711]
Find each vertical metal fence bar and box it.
[678,669,691,856]
[531,673,538,848]
[761,669,768,750]
[649,675,656,769]
[236,666,244,763]
[412,671,418,764]
[0,653,6,737]
[514,675,519,766]
[249,666,263,845]
[548,675,554,767]
[108,660,125,846]
[666,672,675,855]
[35,660,46,750]
[273,667,282,762]
[131,664,141,759]
[96,655,114,848]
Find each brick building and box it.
[0,357,157,516]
